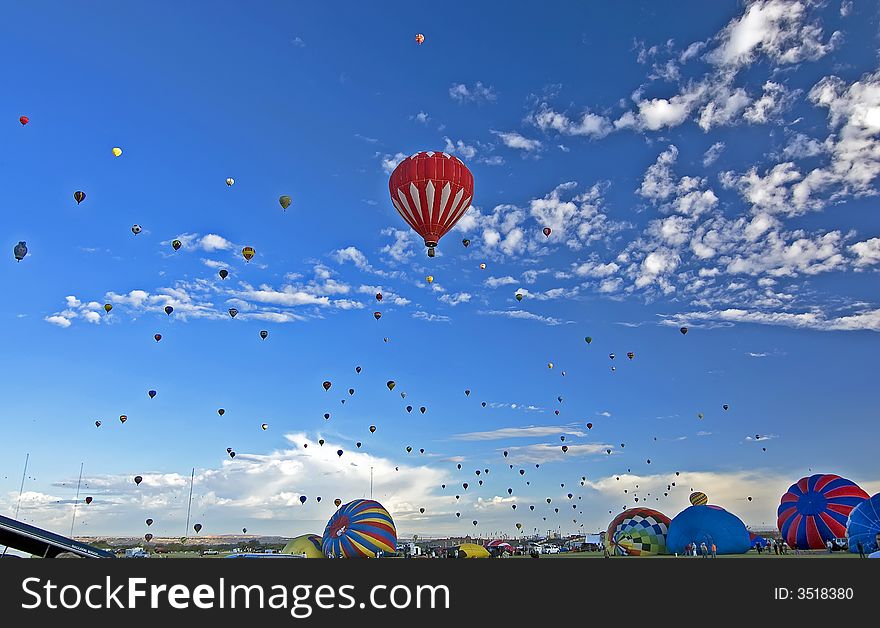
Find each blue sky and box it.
[1,0,879,540]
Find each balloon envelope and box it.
[778,473,869,549]
[388,151,474,254]
[282,534,325,558]
[667,505,751,555]
[847,493,880,554]
[606,508,671,556]
[454,543,489,558]
[322,499,397,558]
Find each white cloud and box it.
[484,276,518,288]
[702,142,726,166]
[200,234,233,252]
[443,137,478,160]
[380,228,417,264]
[664,306,880,332]
[499,442,613,464]
[743,81,798,124]
[573,260,619,278]
[449,82,496,103]
[781,133,827,159]
[45,315,72,328]
[850,238,880,267]
[698,85,752,131]
[492,131,542,152]
[531,105,613,139]
[439,292,472,306]
[707,0,841,68]
[638,145,679,200]
[412,311,451,323]
[379,152,407,175]
[479,309,564,325]
[413,111,429,124]
[453,425,588,441]
[332,246,373,271]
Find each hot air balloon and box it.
[74,191,86,204]
[217,408,225,416]
[689,491,708,506]
[324,413,330,420]
[322,499,397,558]
[543,227,551,237]
[145,534,153,543]
[406,405,412,413]
[146,518,153,526]
[242,246,255,262]
[516,293,523,301]
[282,534,324,558]
[548,362,553,369]
[479,263,486,270]
[260,330,268,340]
[374,311,382,320]
[164,306,173,315]
[171,239,182,251]
[679,326,688,335]
[13,241,27,261]
[261,423,268,430]
[148,390,156,399]
[406,446,412,453]
[193,524,202,533]
[154,334,162,342]
[846,493,880,554]
[112,147,123,157]
[698,413,704,420]
[387,380,395,391]
[318,439,325,446]
[95,421,101,427]
[388,151,474,258]
[102,303,112,313]
[336,449,343,457]
[85,497,93,504]
[419,406,426,414]
[131,224,142,235]
[134,475,143,485]
[120,415,127,424]
[242,528,247,534]
[425,275,434,284]
[279,195,292,210]
[300,495,307,505]
[627,352,635,360]
[415,33,425,45]
[369,425,376,433]
[226,178,234,186]
[585,336,592,344]
[19,116,29,125]
[778,474,869,549]
[219,269,228,279]
[375,293,383,301]
[723,404,729,411]
[605,507,672,556]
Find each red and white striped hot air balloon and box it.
[388,151,474,257]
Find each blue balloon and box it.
[847,493,880,554]
[667,505,751,555]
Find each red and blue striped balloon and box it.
[322,499,397,558]
[777,474,869,549]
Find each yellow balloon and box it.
[281,534,325,558]
[455,543,489,558]
[426,275,434,284]
[112,147,123,157]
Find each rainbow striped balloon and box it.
[322,499,397,558]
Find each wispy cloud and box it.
[479,309,564,326]
[453,425,587,441]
